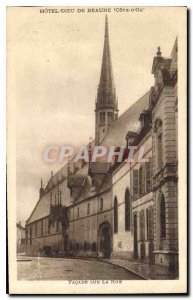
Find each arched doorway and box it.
[98,222,112,259]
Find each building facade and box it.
[110,40,178,269]
[25,17,178,271]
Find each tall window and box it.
[114,197,118,233]
[139,165,145,195]
[77,207,79,218]
[139,210,145,241]
[146,207,153,240]
[133,169,139,199]
[100,112,105,125]
[100,198,103,211]
[160,195,166,239]
[157,133,163,169]
[154,118,163,171]
[48,217,50,234]
[145,159,152,192]
[87,203,90,215]
[107,112,113,123]
[44,218,48,234]
[125,189,131,231]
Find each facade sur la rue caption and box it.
[25,16,178,272]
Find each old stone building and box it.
[110,39,178,269]
[25,17,178,270]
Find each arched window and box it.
[160,194,166,239]
[114,197,118,233]
[125,189,131,231]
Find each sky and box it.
[7,6,182,224]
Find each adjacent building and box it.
[17,222,26,253]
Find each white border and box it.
[1,0,191,298]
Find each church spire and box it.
[95,16,118,145]
[97,15,117,109]
[105,14,109,37]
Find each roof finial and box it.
[105,14,109,38]
[157,46,162,57]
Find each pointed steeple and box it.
[96,15,117,109]
[39,178,44,198]
[95,16,118,145]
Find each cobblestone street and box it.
[17,257,142,280]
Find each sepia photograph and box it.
[7,6,187,294]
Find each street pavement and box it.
[17,257,142,280]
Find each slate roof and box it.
[68,175,86,187]
[26,91,150,224]
[100,91,150,147]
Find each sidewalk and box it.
[100,258,178,280]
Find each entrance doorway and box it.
[98,222,112,258]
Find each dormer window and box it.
[155,69,163,87]
[139,114,145,128]
[139,110,152,130]
[125,131,138,147]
